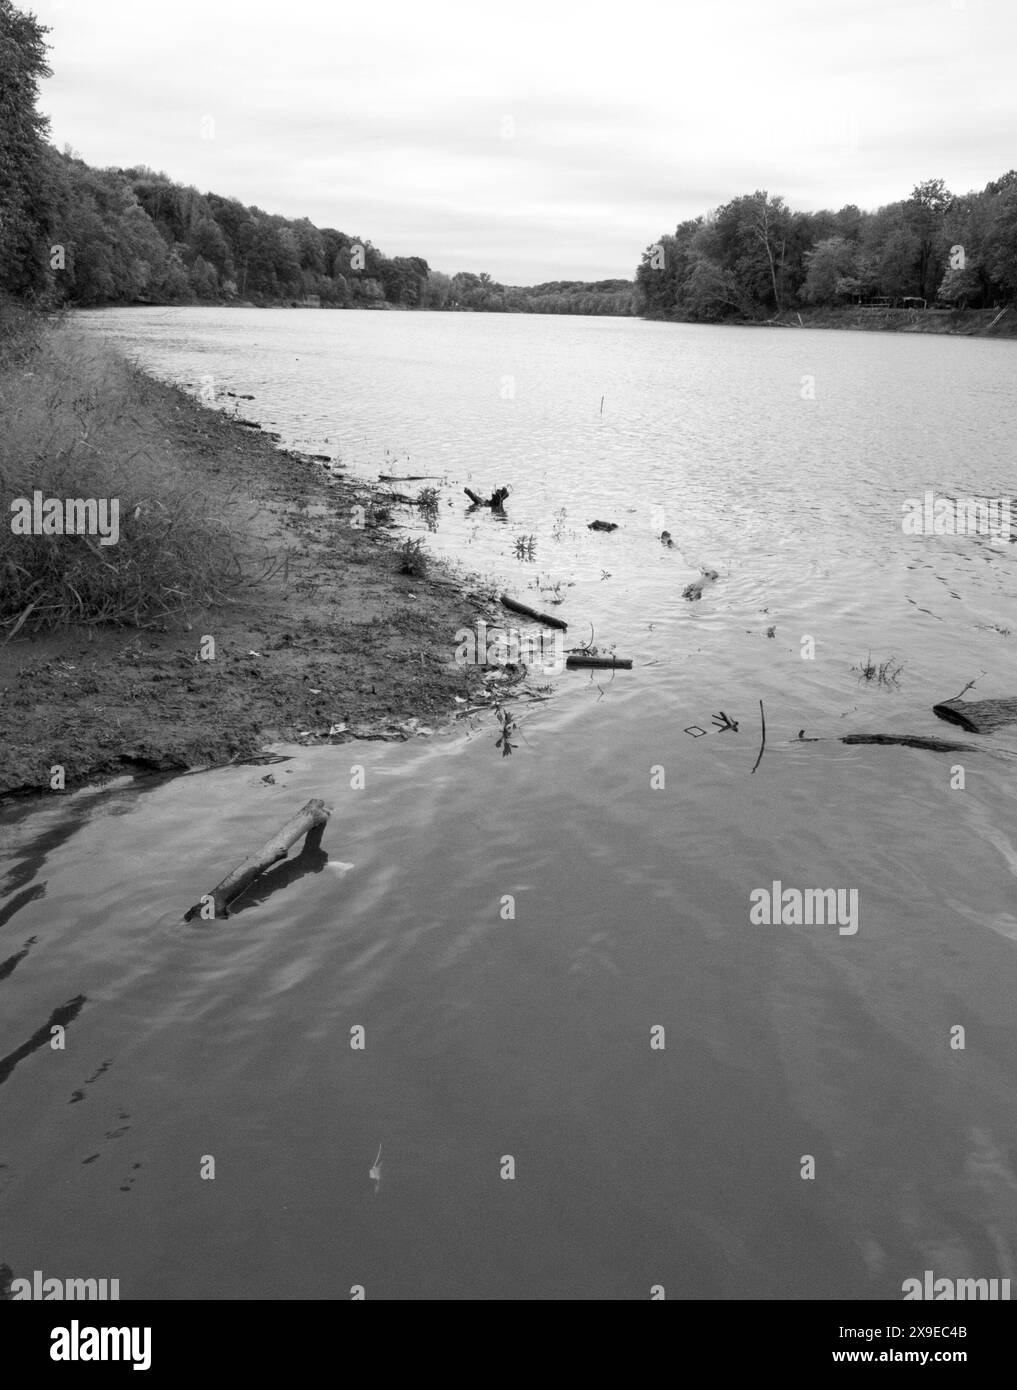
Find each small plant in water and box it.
[854,652,904,688]
[514,533,537,561]
[537,575,570,604]
[415,486,439,513]
[495,705,517,756]
[397,538,428,577]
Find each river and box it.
[3,307,1017,1299]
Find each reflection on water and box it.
[1,311,1016,1298]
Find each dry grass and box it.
[0,321,247,634]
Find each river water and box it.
[3,307,1017,1299]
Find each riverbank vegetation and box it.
[0,328,247,634]
[636,175,1017,325]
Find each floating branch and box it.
[750,699,766,774]
[500,594,568,630]
[379,474,444,482]
[184,798,331,921]
[566,655,632,670]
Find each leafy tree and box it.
[801,236,858,303]
[0,0,53,297]
[188,254,219,301]
[937,264,982,307]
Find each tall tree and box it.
[0,0,52,298]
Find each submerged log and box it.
[588,520,618,532]
[840,733,976,752]
[464,486,509,510]
[932,697,1017,734]
[500,594,568,630]
[184,798,331,921]
[566,655,633,670]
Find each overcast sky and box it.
[29,0,1017,284]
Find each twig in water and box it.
[750,699,766,774]
[944,673,984,704]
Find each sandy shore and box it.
[0,334,499,800]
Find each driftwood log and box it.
[464,486,509,510]
[566,655,633,670]
[184,798,331,921]
[500,594,568,630]
[932,697,1017,734]
[588,520,618,532]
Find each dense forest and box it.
[636,177,1017,321]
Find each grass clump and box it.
[397,538,428,578]
[854,652,904,688]
[0,323,246,635]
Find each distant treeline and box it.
[636,177,1017,321]
[445,274,633,315]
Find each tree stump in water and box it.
[464,486,509,511]
[932,697,1017,734]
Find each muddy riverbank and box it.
[0,332,499,800]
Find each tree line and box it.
[636,176,1017,321]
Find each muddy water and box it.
[3,309,1017,1299]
